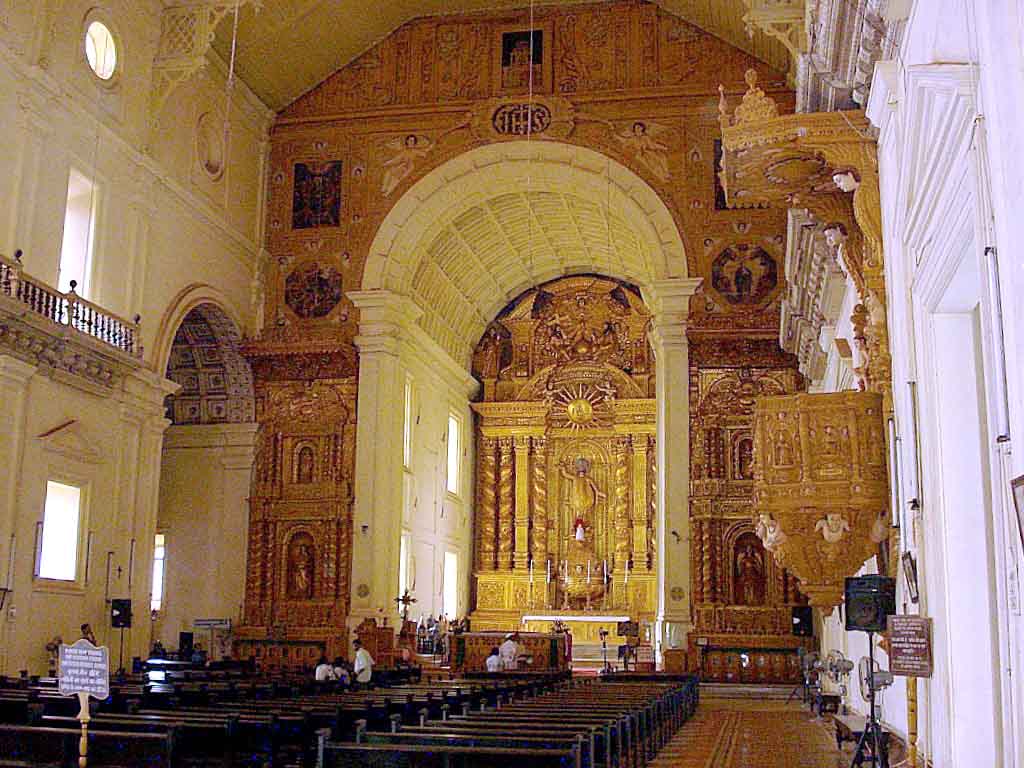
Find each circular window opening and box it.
[85,21,117,80]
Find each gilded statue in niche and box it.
[562,457,605,538]
[296,445,315,484]
[287,533,316,599]
[292,162,342,229]
[734,534,766,606]
[734,435,754,480]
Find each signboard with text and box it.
[58,639,110,699]
[887,616,933,678]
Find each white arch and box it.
[361,140,687,359]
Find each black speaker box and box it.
[844,575,896,632]
[179,632,194,656]
[791,605,814,637]
[110,598,132,628]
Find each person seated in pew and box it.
[331,657,351,686]
[485,647,501,672]
[353,639,375,689]
[315,655,337,682]
[150,640,167,659]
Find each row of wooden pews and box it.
[320,674,700,768]
[0,669,573,767]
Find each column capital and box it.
[646,278,703,319]
[349,290,423,355]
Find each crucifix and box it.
[394,589,417,622]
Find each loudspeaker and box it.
[179,632,194,656]
[844,575,896,632]
[110,598,132,628]
[791,606,814,637]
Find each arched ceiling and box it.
[209,1,791,110]
[413,189,646,358]
[165,303,255,425]
[362,140,690,367]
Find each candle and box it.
[529,559,534,584]
[546,559,551,585]
[587,560,591,583]
[625,558,630,584]
[603,560,607,582]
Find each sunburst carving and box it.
[548,382,612,429]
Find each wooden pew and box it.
[0,723,174,767]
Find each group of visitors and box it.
[313,638,375,689]
[416,614,470,663]
[485,632,524,672]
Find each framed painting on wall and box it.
[493,21,554,95]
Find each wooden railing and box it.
[0,250,142,359]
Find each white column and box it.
[0,356,35,675]
[4,92,52,267]
[647,278,701,660]
[347,290,423,625]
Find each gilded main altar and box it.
[469,276,658,639]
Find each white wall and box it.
[398,334,476,622]
[814,1,1024,764]
[0,1,272,673]
[155,424,256,652]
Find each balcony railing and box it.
[0,250,142,359]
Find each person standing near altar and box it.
[499,632,520,670]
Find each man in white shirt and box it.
[498,633,520,671]
[314,655,336,682]
[485,647,501,672]
[353,639,375,687]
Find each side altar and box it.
[468,277,659,635]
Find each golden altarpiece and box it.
[469,276,658,641]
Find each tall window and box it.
[38,481,82,581]
[446,413,461,494]
[403,377,413,469]
[397,533,411,615]
[58,169,97,297]
[151,533,166,612]
[443,552,458,620]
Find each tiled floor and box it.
[652,697,851,768]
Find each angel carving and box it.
[815,512,850,544]
[381,134,434,196]
[615,121,670,181]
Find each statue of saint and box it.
[289,541,314,599]
[735,543,764,605]
[561,458,605,540]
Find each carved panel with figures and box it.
[236,374,357,663]
[687,340,812,672]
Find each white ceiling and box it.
[209,0,790,110]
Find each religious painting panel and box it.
[292,161,342,229]
[493,22,553,95]
[711,244,779,306]
[284,261,344,319]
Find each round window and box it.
[85,21,117,80]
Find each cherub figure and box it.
[815,512,850,544]
[615,121,671,181]
[381,134,434,196]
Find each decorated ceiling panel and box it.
[211,0,791,110]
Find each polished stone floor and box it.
[652,696,850,768]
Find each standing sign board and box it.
[59,639,109,767]
[887,616,933,678]
[59,639,110,699]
